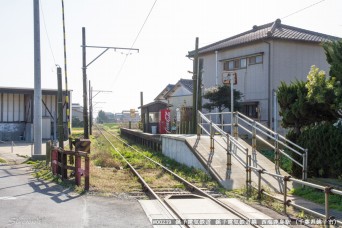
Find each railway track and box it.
[96,125,261,227]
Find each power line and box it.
[281,0,326,20]
[39,0,56,65]
[110,0,158,87]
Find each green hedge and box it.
[294,122,342,178]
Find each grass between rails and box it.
[0,157,6,163]
[103,125,219,190]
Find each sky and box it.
[1,0,341,116]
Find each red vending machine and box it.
[159,109,171,134]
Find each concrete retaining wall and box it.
[161,135,207,173]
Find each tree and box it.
[323,40,342,82]
[306,65,342,118]
[277,80,312,136]
[202,85,243,113]
[72,116,83,127]
[97,110,108,123]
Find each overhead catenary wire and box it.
[281,0,326,20]
[110,0,158,87]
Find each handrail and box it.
[198,110,249,171]
[251,165,342,225]
[199,110,340,224]
[202,110,308,181]
[237,112,306,151]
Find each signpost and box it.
[222,71,237,134]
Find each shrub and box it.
[295,122,342,178]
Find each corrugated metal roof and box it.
[188,19,340,56]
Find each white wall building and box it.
[188,19,340,131]
[0,87,71,141]
[164,79,193,121]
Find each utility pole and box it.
[89,80,92,135]
[61,0,70,137]
[57,67,64,149]
[57,66,67,178]
[191,37,199,134]
[82,27,89,139]
[33,0,42,157]
[198,58,203,114]
[81,27,139,137]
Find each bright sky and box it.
[1,0,341,116]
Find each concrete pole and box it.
[191,37,198,134]
[140,91,144,131]
[82,27,89,139]
[273,89,278,132]
[89,80,92,135]
[33,0,42,156]
[231,75,234,135]
[215,50,218,124]
[57,67,64,149]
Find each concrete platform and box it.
[140,196,289,228]
[162,134,296,193]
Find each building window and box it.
[149,112,159,123]
[223,57,248,71]
[240,102,259,119]
[240,58,247,68]
[224,59,247,70]
[248,55,263,65]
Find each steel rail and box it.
[96,126,185,227]
[98,125,261,228]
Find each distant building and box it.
[72,103,83,121]
[0,87,71,141]
[114,110,140,123]
[164,79,193,122]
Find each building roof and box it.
[179,79,193,92]
[0,86,72,95]
[164,78,193,98]
[138,100,171,109]
[154,84,175,101]
[188,19,340,56]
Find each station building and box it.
[0,87,71,142]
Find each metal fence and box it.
[201,111,308,181]
[198,110,342,225]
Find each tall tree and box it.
[203,85,243,112]
[97,110,108,123]
[323,40,342,82]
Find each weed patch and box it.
[290,187,342,211]
[0,157,6,163]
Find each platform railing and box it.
[236,112,308,181]
[199,111,341,225]
[202,111,308,181]
[250,165,342,226]
[198,111,252,197]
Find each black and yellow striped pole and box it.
[61,0,70,137]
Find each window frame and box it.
[248,55,263,65]
[239,102,259,119]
